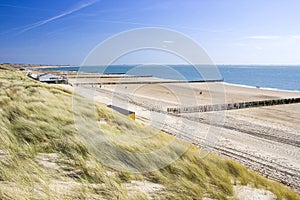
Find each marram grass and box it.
[0,64,298,199]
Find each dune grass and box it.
[0,64,299,199]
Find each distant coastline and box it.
[36,64,300,91]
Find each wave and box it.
[221,82,300,93]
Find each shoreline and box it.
[221,82,300,93]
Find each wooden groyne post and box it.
[167,97,300,114]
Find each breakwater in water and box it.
[70,79,224,86]
[167,97,300,114]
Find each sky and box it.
[0,0,300,65]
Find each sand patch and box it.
[234,185,276,200]
[124,180,164,199]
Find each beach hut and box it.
[37,73,67,83]
[107,105,135,120]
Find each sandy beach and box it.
[67,75,300,193]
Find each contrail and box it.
[18,0,100,34]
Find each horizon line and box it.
[2,62,300,66]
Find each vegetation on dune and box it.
[0,64,298,199]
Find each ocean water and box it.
[40,65,300,91]
[218,65,300,91]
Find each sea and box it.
[40,65,300,92]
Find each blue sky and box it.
[0,0,300,65]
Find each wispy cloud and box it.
[75,7,131,17]
[234,34,300,50]
[80,18,230,33]
[141,1,174,11]
[163,40,174,44]
[18,0,100,34]
[233,42,264,50]
[0,3,55,11]
[291,35,300,39]
[239,35,300,41]
[242,35,281,40]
